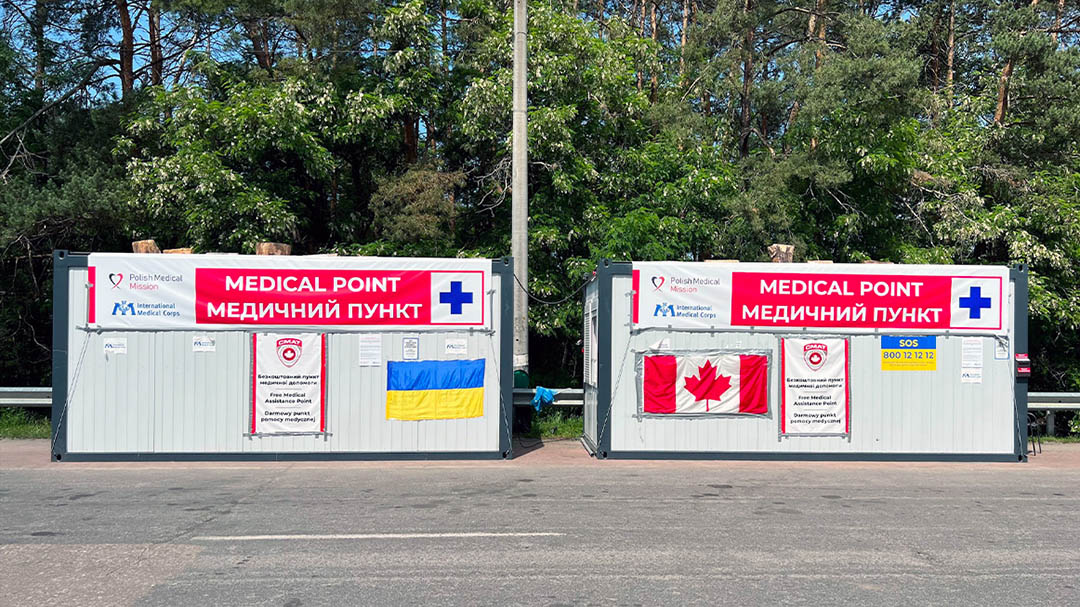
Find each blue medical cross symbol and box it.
[958,286,992,319]
[439,281,473,315]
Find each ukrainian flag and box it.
[386,359,485,420]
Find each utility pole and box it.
[512,0,528,372]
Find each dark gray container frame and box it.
[50,250,515,461]
[584,259,1029,462]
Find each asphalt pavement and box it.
[1,439,1078,606]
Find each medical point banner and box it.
[252,332,325,434]
[87,253,489,329]
[632,262,1008,335]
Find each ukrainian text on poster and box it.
[633,262,1008,335]
[781,338,849,436]
[252,332,325,434]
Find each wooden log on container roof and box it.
[256,242,292,255]
[163,248,192,254]
[808,260,833,264]
[767,243,794,263]
[132,239,161,253]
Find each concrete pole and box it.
[512,0,529,372]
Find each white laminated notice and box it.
[962,337,983,369]
[402,337,420,360]
[358,334,381,367]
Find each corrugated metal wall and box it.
[64,267,506,454]
[604,274,1017,455]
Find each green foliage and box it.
[3,0,1080,389]
[0,408,51,439]
[524,408,583,440]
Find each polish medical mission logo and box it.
[276,338,303,367]
[804,342,828,371]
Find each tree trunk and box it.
[680,0,689,80]
[149,5,163,86]
[1052,0,1064,45]
[994,0,1041,126]
[116,0,135,97]
[650,1,659,102]
[403,115,419,164]
[946,0,955,97]
[243,19,275,74]
[929,8,942,92]
[637,0,645,92]
[32,0,47,91]
[739,0,754,158]
[814,0,827,66]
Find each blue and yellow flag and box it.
[386,359,485,420]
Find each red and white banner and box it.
[632,262,1009,335]
[252,332,325,434]
[781,338,849,436]
[87,253,489,329]
[641,353,768,415]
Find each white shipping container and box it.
[51,251,514,461]
[583,260,1029,461]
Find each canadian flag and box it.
[642,354,768,414]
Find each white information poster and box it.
[358,334,382,367]
[781,337,849,436]
[252,332,325,434]
[962,337,984,368]
[402,337,420,360]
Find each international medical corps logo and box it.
[653,302,675,317]
[111,300,135,315]
[276,337,303,367]
[804,342,828,371]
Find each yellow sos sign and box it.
[881,336,937,371]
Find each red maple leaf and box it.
[683,359,732,411]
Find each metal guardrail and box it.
[1028,392,1080,411]
[1,387,1073,411]
[512,388,584,408]
[1,387,584,409]
[0,387,51,408]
